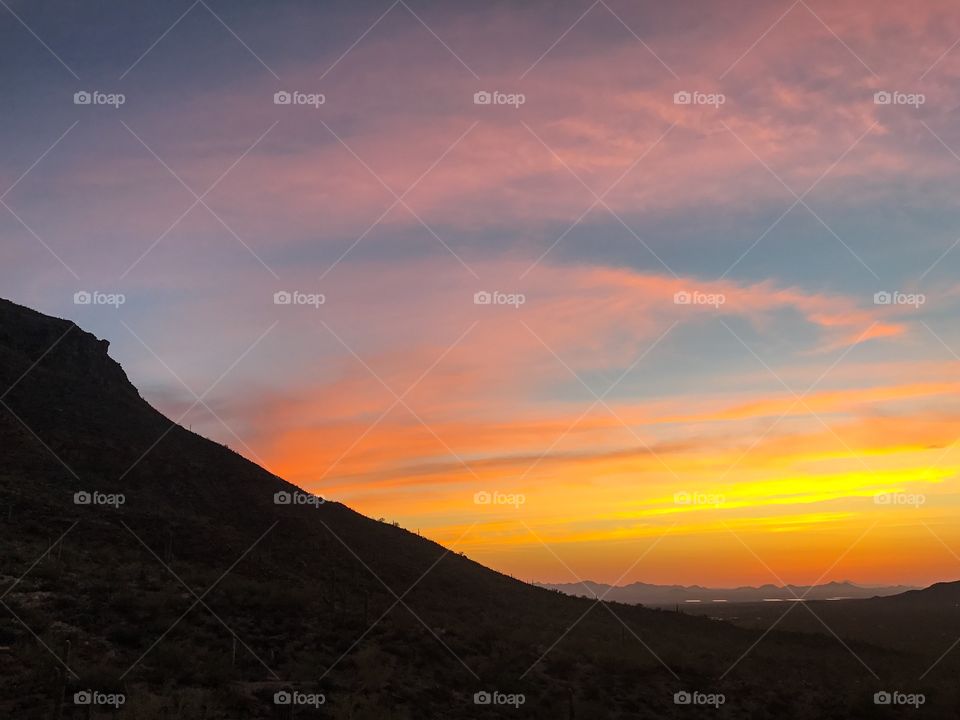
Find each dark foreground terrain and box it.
[674,584,960,658]
[0,299,956,718]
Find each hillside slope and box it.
[699,581,960,667]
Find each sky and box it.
[3,0,960,588]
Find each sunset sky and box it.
[4,0,960,588]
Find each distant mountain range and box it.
[534,580,916,605]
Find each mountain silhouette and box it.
[0,298,953,718]
[536,580,914,605]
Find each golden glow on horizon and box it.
[202,258,960,589]
[260,362,960,587]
